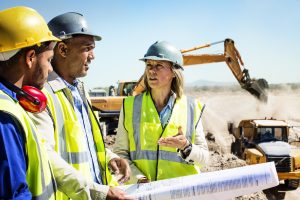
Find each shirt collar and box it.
[166,92,176,109]
[62,78,79,91]
[47,71,79,92]
[0,82,18,101]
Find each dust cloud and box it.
[186,86,300,199]
[187,87,300,152]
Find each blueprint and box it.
[118,162,279,200]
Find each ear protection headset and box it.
[0,78,47,113]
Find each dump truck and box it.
[229,118,300,189]
[91,38,269,134]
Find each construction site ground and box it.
[105,84,300,200]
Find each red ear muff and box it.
[0,78,47,113]
[17,86,47,113]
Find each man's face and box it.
[64,35,95,79]
[27,47,54,90]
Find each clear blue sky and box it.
[1,0,299,89]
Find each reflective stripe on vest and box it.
[44,82,118,187]
[124,93,202,181]
[44,83,89,164]
[130,150,185,163]
[0,92,56,199]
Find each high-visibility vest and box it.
[43,82,117,191]
[0,91,56,199]
[124,92,203,181]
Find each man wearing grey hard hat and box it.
[31,12,133,200]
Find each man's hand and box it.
[137,176,150,184]
[157,126,188,150]
[108,158,131,184]
[107,187,134,200]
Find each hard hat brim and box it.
[43,35,61,43]
[0,35,61,53]
[140,56,183,70]
[139,56,172,62]
[59,32,101,41]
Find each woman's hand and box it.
[137,176,150,184]
[157,126,189,150]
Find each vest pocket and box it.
[141,122,162,150]
[163,123,181,137]
[160,124,181,152]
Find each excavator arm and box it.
[133,38,268,102]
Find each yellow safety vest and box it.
[124,92,203,181]
[0,91,56,199]
[43,81,117,199]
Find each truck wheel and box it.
[231,139,243,158]
[284,179,300,189]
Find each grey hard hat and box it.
[48,12,101,41]
[140,41,183,69]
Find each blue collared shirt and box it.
[0,82,32,199]
[159,94,175,128]
[63,79,102,184]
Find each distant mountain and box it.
[186,79,236,87]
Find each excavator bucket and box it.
[243,78,269,102]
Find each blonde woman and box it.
[114,41,209,184]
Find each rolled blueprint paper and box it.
[119,162,279,200]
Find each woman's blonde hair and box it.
[143,63,184,99]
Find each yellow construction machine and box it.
[91,38,269,134]
[229,119,300,189]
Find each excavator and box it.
[132,38,268,101]
[90,38,269,134]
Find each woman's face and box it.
[145,60,174,91]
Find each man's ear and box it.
[57,42,68,58]
[25,49,36,69]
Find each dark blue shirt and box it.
[0,82,32,199]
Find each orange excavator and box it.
[133,38,268,101]
[91,38,269,134]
